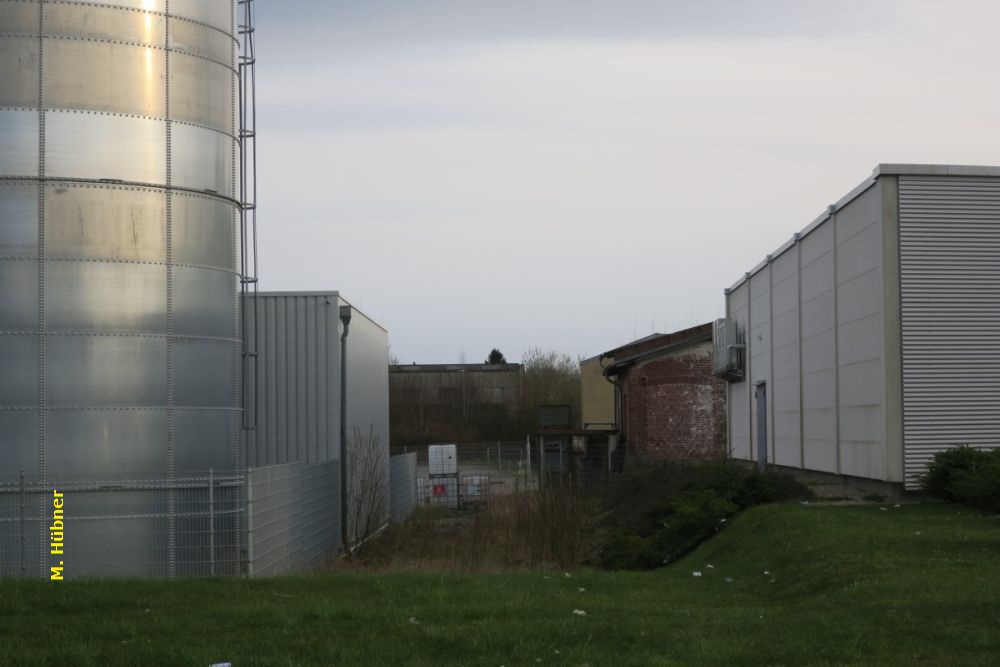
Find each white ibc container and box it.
[428,444,458,475]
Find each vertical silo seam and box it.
[229,0,241,568]
[164,0,176,579]
[36,0,47,580]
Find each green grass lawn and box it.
[2,503,998,666]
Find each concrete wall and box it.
[727,179,889,480]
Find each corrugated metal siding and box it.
[899,176,1000,487]
[245,293,390,470]
[245,294,338,466]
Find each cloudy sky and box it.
[252,0,1000,364]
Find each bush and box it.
[922,446,1000,513]
[597,462,812,570]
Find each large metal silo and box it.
[0,1,241,576]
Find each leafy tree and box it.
[485,348,507,364]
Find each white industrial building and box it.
[718,164,1000,489]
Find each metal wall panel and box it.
[98,0,166,13]
[171,122,235,196]
[899,176,1000,486]
[0,260,37,329]
[726,179,887,479]
[171,194,236,269]
[173,339,237,407]
[246,294,337,466]
[245,293,391,472]
[46,410,168,475]
[169,18,233,63]
[42,4,165,46]
[343,294,391,465]
[0,1,39,34]
[45,112,166,184]
[0,411,38,474]
[726,282,750,460]
[46,335,167,406]
[172,266,236,337]
[770,249,800,467]
[0,335,38,405]
[45,185,166,262]
[44,40,166,117]
[0,182,38,256]
[170,52,234,131]
[173,410,237,470]
[0,109,38,176]
[170,0,232,34]
[45,261,166,333]
[0,35,39,106]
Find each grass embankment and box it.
[2,503,998,666]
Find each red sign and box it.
[432,484,446,496]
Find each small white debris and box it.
[880,507,888,511]
[799,501,810,506]
[706,564,715,569]
[572,609,587,616]
[408,617,420,625]
[764,571,770,575]
[915,531,922,536]
[894,504,901,508]
[554,650,560,655]
[692,571,702,577]
[564,572,572,578]
[724,577,734,584]
[578,587,586,592]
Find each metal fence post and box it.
[19,469,25,577]
[208,468,215,577]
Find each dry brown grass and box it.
[341,489,596,572]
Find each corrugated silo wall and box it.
[726,180,891,482]
[0,1,240,576]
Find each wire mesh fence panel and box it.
[245,462,302,577]
[245,460,340,577]
[298,462,340,571]
[0,471,243,579]
[388,452,416,522]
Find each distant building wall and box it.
[389,364,522,445]
[580,355,615,429]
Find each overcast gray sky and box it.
[253,0,1000,364]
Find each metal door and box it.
[755,382,767,470]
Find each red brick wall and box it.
[621,341,727,460]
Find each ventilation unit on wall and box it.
[713,318,745,381]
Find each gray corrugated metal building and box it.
[245,291,390,467]
[722,164,1000,489]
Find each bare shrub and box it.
[347,425,388,555]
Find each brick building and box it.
[600,324,727,461]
